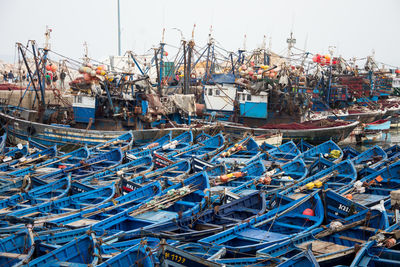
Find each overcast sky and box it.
[1,0,399,68]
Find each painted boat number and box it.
[164,252,186,264]
[338,204,350,213]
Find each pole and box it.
[187,40,193,94]
[183,40,187,94]
[117,0,121,56]
[154,49,161,94]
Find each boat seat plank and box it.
[352,193,387,205]
[289,193,307,200]
[297,240,349,255]
[66,218,99,227]
[0,252,28,259]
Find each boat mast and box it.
[186,24,196,94]
[117,0,121,56]
[159,28,166,95]
[205,26,213,82]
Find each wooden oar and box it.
[33,155,73,169]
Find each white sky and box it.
[1,0,399,68]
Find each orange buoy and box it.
[345,194,353,200]
[46,65,52,71]
[302,208,315,217]
[233,172,244,178]
[51,65,58,72]
[58,165,67,169]
[219,175,230,183]
[386,238,396,248]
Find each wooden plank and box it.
[289,193,307,200]
[0,252,27,259]
[66,218,99,227]
[297,240,349,255]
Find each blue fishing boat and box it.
[44,180,162,229]
[2,143,29,159]
[4,183,115,224]
[0,227,35,266]
[342,145,361,160]
[98,242,155,267]
[130,159,191,188]
[129,191,267,242]
[89,130,134,153]
[44,170,209,234]
[127,131,171,155]
[78,155,154,184]
[364,119,391,131]
[27,232,99,266]
[0,175,71,214]
[208,158,265,196]
[349,224,400,267]
[31,148,123,182]
[260,141,301,164]
[167,132,225,161]
[338,160,400,208]
[299,140,343,164]
[154,130,193,155]
[351,145,387,168]
[237,157,308,197]
[211,136,260,166]
[199,191,324,254]
[0,145,57,172]
[83,171,210,236]
[281,160,357,197]
[7,146,90,178]
[257,208,389,266]
[296,139,315,153]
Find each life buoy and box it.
[190,73,196,79]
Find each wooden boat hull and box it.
[223,121,359,144]
[0,110,217,146]
[332,110,385,123]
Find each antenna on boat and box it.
[286,31,296,64]
[83,41,90,64]
[191,24,196,41]
[208,25,213,43]
[117,0,121,56]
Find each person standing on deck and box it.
[2,72,7,83]
[7,70,14,83]
[60,69,66,89]
[22,70,26,85]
